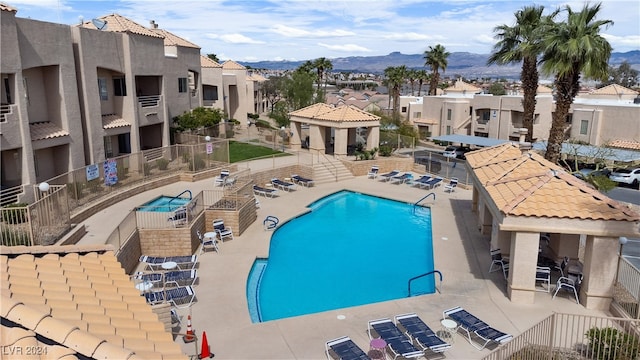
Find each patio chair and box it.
[390,173,413,184]
[170,308,182,328]
[489,249,509,279]
[444,178,458,193]
[410,175,432,188]
[368,318,425,359]
[291,174,314,187]
[535,266,551,293]
[271,178,296,191]
[197,230,218,254]
[134,269,198,287]
[139,255,198,271]
[378,170,400,182]
[253,184,278,198]
[167,207,188,227]
[552,272,582,304]
[367,166,379,179]
[324,336,369,360]
[443,306,513,350]
[143,285,196,309]
[214,170,230,187]
[394,313,451,355]
[212,218,234,242]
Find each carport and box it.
[288,103,380,157]
[466,142,640,309]
[431,134,511,148]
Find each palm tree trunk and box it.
[430,71,439,95]
[521,57,539,142]
[545,72,577,163]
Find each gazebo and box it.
[288,103,380,156]
[465,142,640,309]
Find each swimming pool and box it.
[247,190,435,322]
[137,195,190,212]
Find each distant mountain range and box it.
[239,50,640,79]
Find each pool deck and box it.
[78,161,608,359]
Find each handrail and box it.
[408,270,442,297]
[318,153,339,182]
[413,192,435,212]
[168,189,193,208]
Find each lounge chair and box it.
[144,285,196,309]
[324,336,370,360]
[443,306,513,350]
[139,255,198,271]
[291,174,314,187]
[271,178,296,191]
[212,218,234,242]
[423,177,443,189]
[394,313,451,355]
[367,166,380,179]
[253,184,278,198]
[378,170,400,182]
[410,175,432,188]
[443,178,458,193]
[368,318,425,359]
[134,269,198,287]
[390,173,413,184]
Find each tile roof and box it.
[610,140,640,150]
[221,60,246,70]
[0,245,187,360]
[79,14,164,39]
[466,143,640,221]
[589,84,638,96]
[247,73,267,82]
[537,85,553,94]
[151,29,200,49]
[29,122,69,141]
[0,3,17,12]
[200,55,221,68]
[290,103,380,122]
[445,80,482,93]
[102,114,131,129]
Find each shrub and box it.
[156,158,169,170]
[188,154,206,171]
[586,327,640,360]
[379,145,393,157]
[1,227,30,246]
[1,203,28,224]
[67,182,85,200]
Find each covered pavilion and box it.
[465,142,640,309]
[288,103,380,156]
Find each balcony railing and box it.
[137,95,160,108]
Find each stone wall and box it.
[116,231,141,274]
[138,218,200,257]
[205,196,257,237]
[341,157,415,176]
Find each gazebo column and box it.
[477,200,492,236]
[334,128,348,157]
[490,222,510,253]
[366,126,380,151]
[507,231,539,304]
[471,187,478,213]
[308,124,325,155]
[290,122,302,150]
[580,235,618,309]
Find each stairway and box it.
[311,157,355,184]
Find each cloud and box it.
[383,32,444,41]
[271,24,354,38]
[317,43,371,52]
[206,33,264,44]
[602,34,640,48]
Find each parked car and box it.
[443,146,471,159]
[609,168,640,187]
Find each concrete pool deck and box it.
[78,163,607,359]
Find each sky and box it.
[6,0,640,63]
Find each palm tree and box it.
[313,57,333,91]
[424,44,450,95]
[406,69,418,96]
[540,3,613,164]
[488,5,557,143]
[416,69,429,96]
[384,66,407,121]
[207,53,220,63]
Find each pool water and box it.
[247,190,435,322]
[138,196,190,212]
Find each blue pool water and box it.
[138,196,190,212]
[247,190,434,322]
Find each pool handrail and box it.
[413,192,435,212]
[407,270,442,297]
[168,190,193,209]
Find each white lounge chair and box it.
[443,306,513,350]
[253,184,278,198]
[444,177,458,192]
[291,174,314,187]
[271,178,296,191]
[212,218,234,242]
[367,166,379,179]
[378,170,400,182]
[394,313,451,355]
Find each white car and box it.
[609,168,640,187]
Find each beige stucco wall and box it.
[570,103,640,146]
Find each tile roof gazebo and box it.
[465,142,640,309]
[288,103,381,156]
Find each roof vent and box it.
[150,20,158,29]
[517,128,531,153]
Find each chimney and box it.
[150,20,158,29]
[517,128,531,153]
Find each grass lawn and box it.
[229,141,290,163]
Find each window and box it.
[113,77,126,96]
[203,86,218,101]
[413,112,421,118]
[22,77,29,105]
[401,106,407,113]
[178,77,188,93]
[580,120,589,135]
[446,126,451,135]
[104,137,113,158]
[447,109,452,120]
[3,75,12,104]
[482,111,490,121]
[98,78,108,100]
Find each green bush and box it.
[1,203,28,224]
[143,163,152,176]
[156,158,169,170]
[1,227,30,246]
[586,327,640,360]
[188,153,206,171]
[379,145,393,157]
[182,152,191,163]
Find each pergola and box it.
[465,143,640,309]
[288,103,380,156]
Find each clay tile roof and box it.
[152,28,200,49]
[0,3,17,12]
[466,143,640,221]
[79,14,164,39]
[610,140,640,150]
[102,114,131,129]
[445,80,482,93]
[290,103,380,122]
[591,83,638,96]
[30,122,69,141]
[200,55,222,68]
[221,60,246,70]
[537,85,553,94]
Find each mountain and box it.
[239,50,640,79]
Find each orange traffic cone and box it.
[183,315,195,343]
[198,331,214,358]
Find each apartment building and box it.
[0,5,260,196]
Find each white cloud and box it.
[383,32,444,41]
[271,24,354,38]
[602,34,640,48]
[206,33,265,44]
[317,43,372,52]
